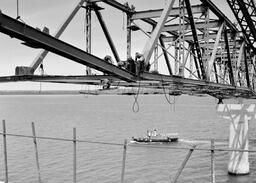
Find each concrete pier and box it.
[217,104,255,175]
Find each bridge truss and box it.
[0,0,256,99]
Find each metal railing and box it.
[1,119,256,183]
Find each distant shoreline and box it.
[0,90,82,95]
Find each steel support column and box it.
[224,27,235,86]
[126,13,132,59]
[244,47,251,88]
[191,43,201,79]
[85,2,92,75]
[236,41,245,86]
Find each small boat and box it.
[132,130,178,143]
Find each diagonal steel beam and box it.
[0,11,134,82]
[142,0,175,66]
[207,22,224,80]
[159,35,172,75]
[224,26,235,86]
[184,0,206,80]
[29,0,86,73]
[93,3,121,63]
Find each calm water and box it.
[0,94,256,183]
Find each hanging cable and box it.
[132,79,141,113]
[161,75,178,105]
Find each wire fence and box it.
[1,119,256,183]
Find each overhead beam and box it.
[0,11,135,82]
[162,20,220,32]
[131,5,203,20]
[163,33,218,42]
[86,0,132,13]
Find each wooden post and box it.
[2,120,8,183]
[211,139,215,183]
[121,139,128,183]
[73,128,77,183]
[172,145,196,183]
[31,122,42,183]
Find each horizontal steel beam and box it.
[140,72,252,92]
[1,74,255,99]
[131,5,203,20]
[162,20,220,32]
[0,11,135,82]
[86,0,131,13]
[162,33,218,42]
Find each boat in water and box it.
[132,130,178,143]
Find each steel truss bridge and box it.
[0,0,256,100]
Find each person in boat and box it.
[152,129,157,136]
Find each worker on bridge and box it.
[135,52,150,75]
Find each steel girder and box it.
[226,0,256,54]
[0,11,135,82]
[0,73,255,99]
[131,5,204,20]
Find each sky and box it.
[0,0,234,90]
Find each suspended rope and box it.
[132,79,141,113]
[161,75,178,105]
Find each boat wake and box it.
[179,139,227,145]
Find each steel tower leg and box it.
[217,104,256,175]
[85,2,92,75]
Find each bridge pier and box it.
[217,103,255,175]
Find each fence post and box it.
[73,128,77,183]
[171,144,196,183]
[2,120,8,183]
[121,139,128,183]
[211,139,215,183]
[31,122,42,183]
